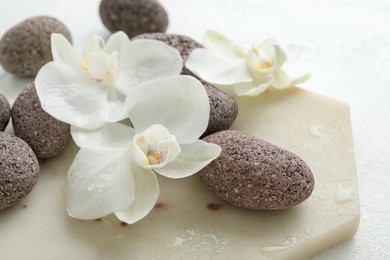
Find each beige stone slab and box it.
[0,84,359,259]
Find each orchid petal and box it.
[115,167,159,224]
[272,70,310,89]
[126,75,209,144]
[71,123,135,149]
[155,137,182,168]
[82,36,104,57]
[203,30,247,59]
[136,124,171,150]
[67,148,134,220]
[116,39,182,94]
[286,44,304,62]
[104,31,130,54]
[131,140,149,170]
[51,33,81,69]
[35,62,108,129]
[155,140,221,179]
[258,39,279,49]
[232,80,272,97]
[185,48,252,85]
[105,87,128,123]
[274,45,288,69]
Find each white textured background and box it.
[0,0,389,259]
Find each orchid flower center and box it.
[146,149,164,165]
[246,47,274,74]
[81,49,119,86]
[133,124,182,169]
[135,134,170,166]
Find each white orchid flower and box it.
[185,30,310,97]
[67,75,222,224]
[35,32,183,129]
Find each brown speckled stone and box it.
[0,132,39,210]
[133,33,238,136]
[11,83,71,158]
[0,16,72,77]
[200,130,315,210]
[99,0,168,38]
[202,84,238,137]
[0,93,11,131]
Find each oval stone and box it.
[202,83,238,137]
[0,132,39,210]
[0,93,11,131]
[99,0,168,38]
[11,83,71,158]
[200,130,315,210]
[133,33,238,136]
[0,16,72,77]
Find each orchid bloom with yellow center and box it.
[67,76,221,224]
[185,30,310,96]
[80,44,118,86]
[35,32,183,130]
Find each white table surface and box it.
[0,0,389,259]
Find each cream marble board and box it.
[0,83,359,259]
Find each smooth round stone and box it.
[0,132,39,210]
[133,33,238,136]
[11,83,71,158]
[0,16,72,77]
[200,130,315,210]
[99,0,168,38]
[203,84,238,137]
[0,93,11,131]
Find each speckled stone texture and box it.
[0,132,39,210]
[202,84,238,136]
[11,83,71,158]
[200,130,315,210]
[0,93,11,131]
[133,33,238,136]
[0,16,72,77]
[99,0,168,38]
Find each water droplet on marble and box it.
[188,233,226,254]
[259,244,288,257]
[334,183,354,204]
[259,235,300,257]
[283,236,297,247]
[169,236,192,247]
[304,230,312,240]
[308,125,322,138]
[187,228,195,236]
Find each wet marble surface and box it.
[1,0,389,259]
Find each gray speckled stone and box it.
[0,16,72,77]
[133,33,238,136]
[11,83,71,158]
[0,93,11,131]
[200,130,315,210]
[0,132,39,211]
[99,0,168,38]
[202,84,238,137]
